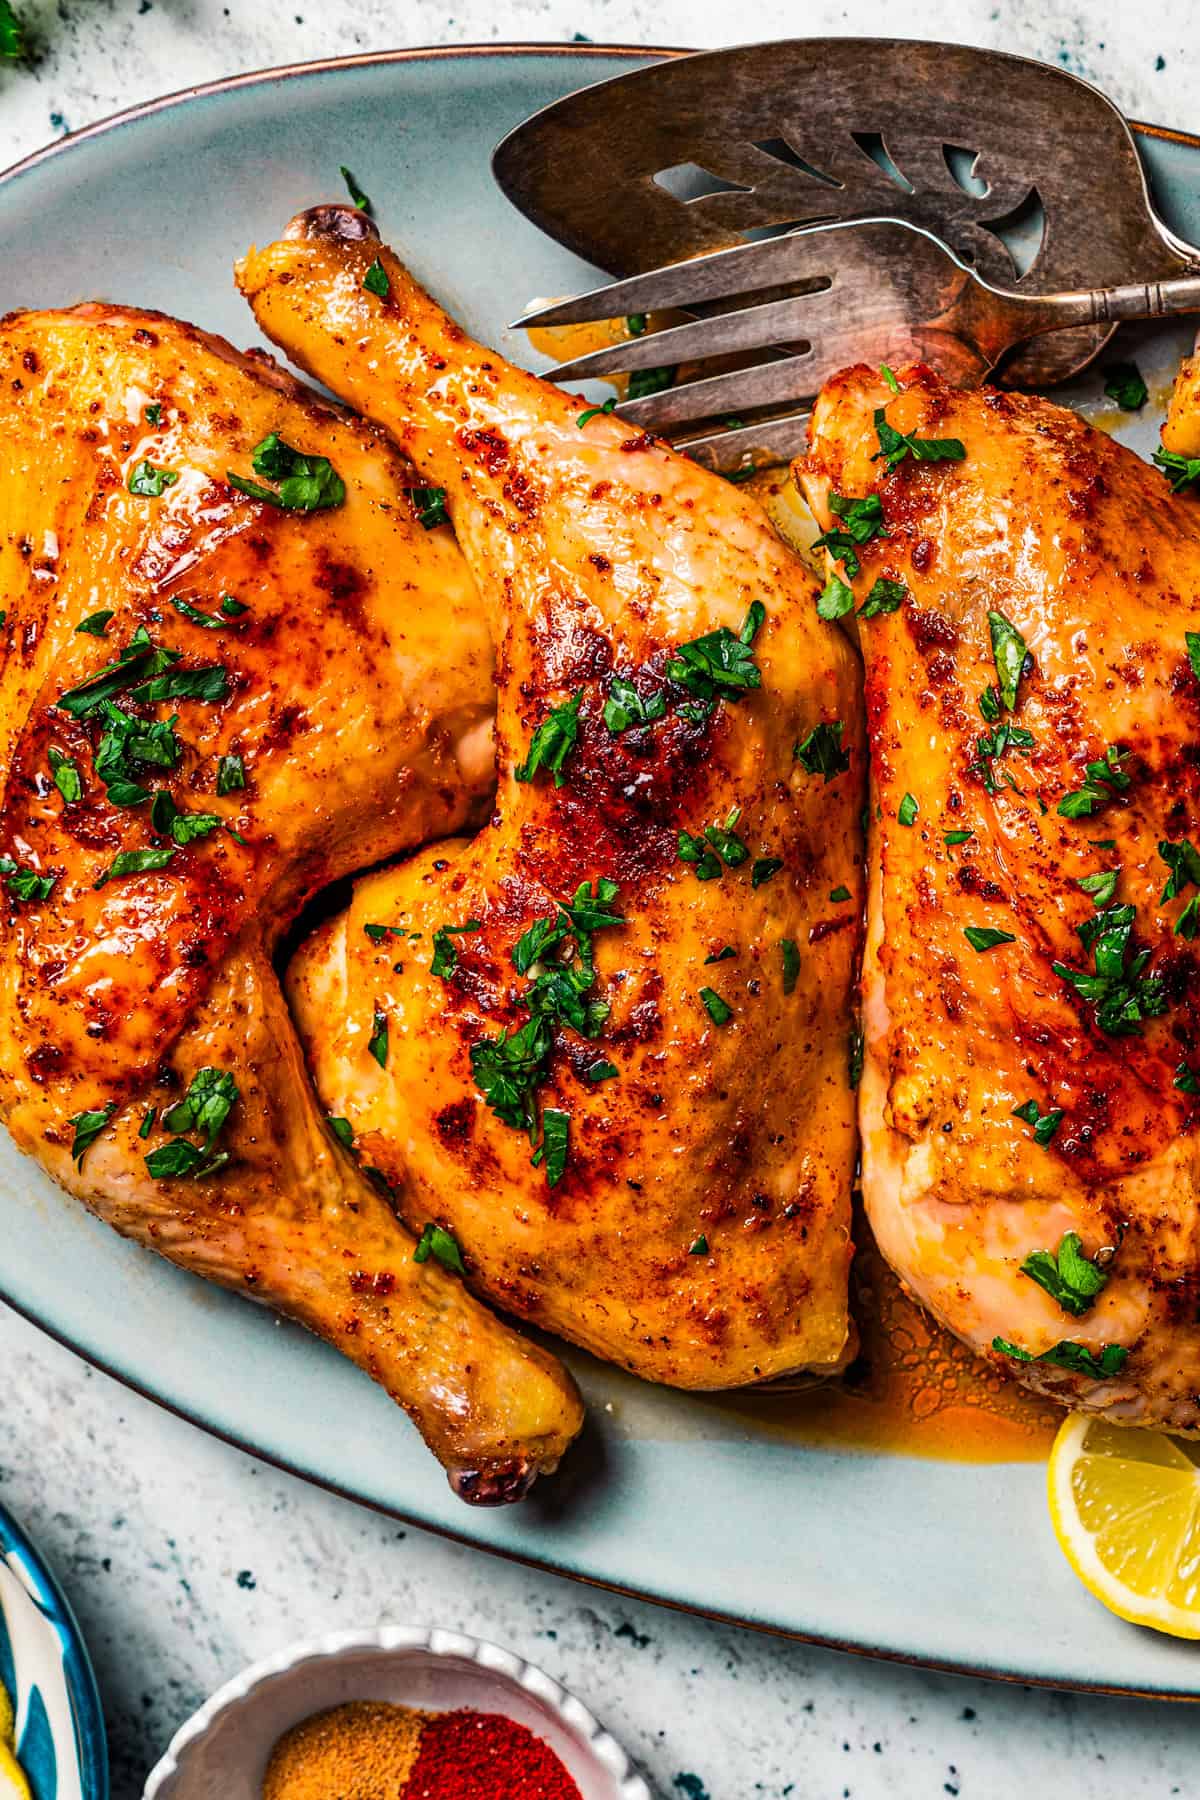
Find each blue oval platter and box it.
[1,42,1199,1698]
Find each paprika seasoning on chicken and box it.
[263,1700,582,1800]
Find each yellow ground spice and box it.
[263,1700,429,1799]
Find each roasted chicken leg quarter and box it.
[241,206,866,1388]
[799,364,1200,1426]
[0,304,583,1499]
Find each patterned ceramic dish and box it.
[0,1500,107,1800]
[142,1625,650,1800]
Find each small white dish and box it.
[142,1625,652,1800]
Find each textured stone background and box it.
[0,5,1197,1796]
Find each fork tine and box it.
[512,231,827,332]
[552,286,848,383]
[679,411,813,475]
[617,355,821,431]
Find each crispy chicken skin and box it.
[0,304,583,1499]
[797,365,1200,1425]
[242,207,865,1388]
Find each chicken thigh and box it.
[242,207,865,1388]
[0,303,583,1498]
[799,364,1200,1424]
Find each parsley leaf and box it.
[627,313,648,337]
[531,1106,570,1186]
[1077,869,1119,907]
[368,1007,389,1068]
[666,602,765,707]
[1012,1097,1064,1148]
[56,635,179,719]
[128,460,179,498]
[880,364,900,394]
[145,1141,230,1179]
[992,1336,1127,1380]
[94,846,176,888]
[1158,839,1200,902]
[470,1014,553,1131]
[221,595,248,618]
[69,1103,115,1167]
[414,1222,466,1273]
[1153,447,1200,492]
[145,402,162,425]
[898,792,918,827]
[859,577,908,619]
[627,365,676,401]
[963,925,1015,952]
[161,1067,238,1149]
[76,610,114,637]
[1175,1061,1200,1095]
[1188,631,1200,683]
[872,407,966,472]
[1057,745,1130,820]
[988,609,1028,712]
[689,1234,709,1256]
[129,665,229,706]
[817,574,854,621]
[812,492,889,579]
[699,987,732,1026]
[794,720,850,783]
[48,745,82,804]
[217,754,245,795]
[1020,1231,1106,1316]
[363,259,390,298]
[577,397,617,428]
[170,595,240,630]
[228,434,345,512]
[1103,361,1147,411]
[944,829,974,847]
[603,674,668,733]
[328,1116,354,1148]
[780,938,800,995]
[431,918,483,979]
[751,856,783,888]
[1053,901,1167,1036]
[340,164,373,214]
[514,691,583,788]
[410,486,448,529]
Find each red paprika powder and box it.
[403,1707,582,1800]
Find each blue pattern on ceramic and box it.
[0,1502,107,1799]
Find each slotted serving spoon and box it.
[519,216,1200,470]
[494,38,1200,460]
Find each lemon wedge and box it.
[1048,1413,1200,1637]
[0,1739,30,1799]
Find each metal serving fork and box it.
[518,217,1200,473]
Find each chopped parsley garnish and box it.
[780,938,800,995]
[705,945,736,964]
[880,364,900,394]
[228,434,345,512]
[627,364,676,401]
[1052,901,1167,1036]
[531,1107,570,1186]
[0,2,23,58]
[170,595,240,630]
[217,754,246,795]
[413,1222,466,1273]
[56,631,179,718]
[897,792,918,827]
[1012,1097,1064,1148]
[987,609,1028,712]
[514,691,583,788]
[430,918,483,979]
[363,259,390,298]
[328,1116,354,1148]
[1152,447,1200,492]
[701,807,750,867]
[751,856,783,888]
[94,846,176,888]
[76,610,114,637]
[69,1103,116,1167]
[364,922,406,944]
[340,164,373,214]
[812,492,889,579]
[93,700,182,807]
[410,486,448,529]
[1175,1061,1200,1095]
[48,745,82,804]
[149,792,222,846]
[689,1234,709,1256]
[1158,839,1200,903]
[577,397,617,428]
[1057,745,1130,819]
[368,1007,389,1068]
[817,574,854,620]
[1103,361,1147,411]
[794,720,850,783]
[830,885,851,902]
[666,601,765,708]
[944,829,974,846]
[1077,869,1119,907]
[859,577,908,619]
[992,1336,1127,1380]
[471,1015,553,1131]
[872,408,966,472]
[145,402,162,425]
[1,858,56,902]
[626,313,648,336]
[1188,631,1200,683]
[130,665,228,706]
[1019,1231,1107,1316]
[603,674,667,733]
[584,1057,619,1082]
[128,460,179,498]
[963,925,1015,952]
[848,1026,865,1088]
[699,987,732,1026]
[145,1065,238,1180]
[971,713,1035,794]
[221,595,249,617]
[139,1107,157,1139]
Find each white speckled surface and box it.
[0,7,1198,1798]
